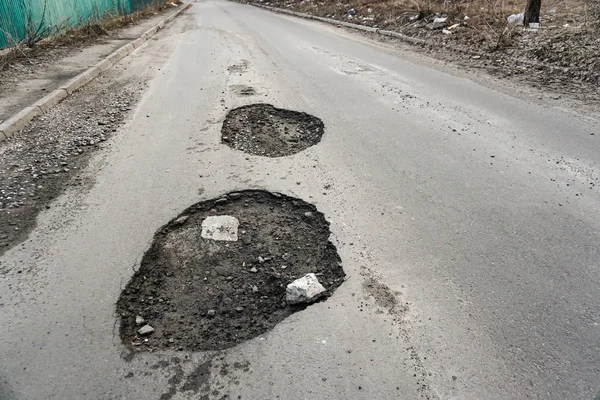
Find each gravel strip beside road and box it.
[0,77,147,259]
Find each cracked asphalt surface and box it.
[1,1,599,399]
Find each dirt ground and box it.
[221,103,325,157]
[117,190,345,352]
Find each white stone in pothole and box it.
[201,215,239,241]
[138,325,155,336]
[286,273,326,304]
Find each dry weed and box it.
[0,1,178,72]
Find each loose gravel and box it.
[0,78,147,259]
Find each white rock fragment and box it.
[135,315,145,326]
[286,273,326,304]
[174,215,189,225]
[507,12,524,24]
[138,325,155,336]
[201,215,239,241]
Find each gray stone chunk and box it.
[286,273,326,304]
[138,325,155,336]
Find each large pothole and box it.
[117,190,344,352]
[221,103,325,157]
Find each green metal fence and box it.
[0,0,159,49]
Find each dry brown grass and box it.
[281,0,598,50]
[47,1,174,47]
[293,0,598,23]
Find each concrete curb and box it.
[0,107,43,138]
[32,89,68,113]
[260,5,378,33]
[256,5,454,46]
[0,3,192,142]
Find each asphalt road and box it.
[1,1,600,399]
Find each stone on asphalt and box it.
[286,273,326,304]
[201,215,239,241]
[135,315,145,325]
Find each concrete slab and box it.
[201,215,239,241]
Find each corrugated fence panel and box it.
[0,0,159,49]
[0,0,29,48]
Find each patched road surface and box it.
[1,1,600,400]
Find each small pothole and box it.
[230,85,256,96]
[221,103,325,157]
[117,190,344,352]
[227,60,249,74]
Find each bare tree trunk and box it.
[523,0,541,25]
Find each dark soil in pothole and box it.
[221,103,325,157]
[116,190,345,352]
